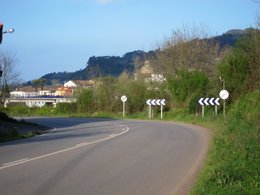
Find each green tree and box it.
[32,78,47,92]
[95,77,118,112]
[167,69,209,103]
[77,89,94,113]
[126,80,147,113]
[218,29,260,98]
[153,24,221,78]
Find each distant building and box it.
[145,74,166,83]
[10,86,56,98]
[64,80,77,88]
[135,60,166,83]
[140,60,154,74]
[55,87,73,97]
[10,80,97,98]
[64,80,96,88]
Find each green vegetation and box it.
[0,111,40,142]
[190,91,259,195]
[0,128,36,142]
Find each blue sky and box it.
[1,0,259,81]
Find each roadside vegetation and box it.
[190,91,259,195]
[0,111,46,142]
[1,24,259,194]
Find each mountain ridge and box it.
[35,29,248,85]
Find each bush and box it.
[218,29,260,99]
[0,111,17,122]
[55,103,77,114]
[167,69,209,103]
[189,95,201,114]
[77,89,94,113]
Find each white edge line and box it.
[0,126,129,171]
[3,158,30,166]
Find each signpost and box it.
[199,90,230,117]
[146,99,166,119]
[198,97,220,117]
[219,90,229,117]
[121,95,127,117]
[146,99,152,118]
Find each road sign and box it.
[121,95,127,102]
[146,99,151,106]
[121,95,127,117]
[198,97,221,117]
[146,99,166,119]
[219,90,229,117]
[199,97,220,106]
[146,99,166,106]
[219,90,229,100]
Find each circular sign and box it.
[121,95,127,102]
[219,90,229,100]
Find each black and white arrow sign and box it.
[199,97,220,106]
[146,99,166,106]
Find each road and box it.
[0,117,210,195]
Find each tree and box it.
[218,28,260,97]
[31,79,40,92]
[167,69,209,103]
[77,89,94,113]
[39,79,47,90]
[152,24,222,78]
[0,52,20,104]
[31,78,47,92]
[95,77,118,112]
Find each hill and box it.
[37,29,247,85]
[210,29,248,48]
[39,50,155,85]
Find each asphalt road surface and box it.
[0,117,210,195]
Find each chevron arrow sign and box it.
[198,97,220,106]
[146,99,166,106]
[146,99,152,106]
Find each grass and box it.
[0,111,45,142]
[190,91,260,195]
[0,129,36,142]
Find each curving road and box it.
[0,117,210,195]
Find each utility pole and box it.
[0,22,15,78]
[223,79,226,117]
[0,23,3,78]
[219,77,229,118]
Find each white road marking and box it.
[3,158,30,166]
[0,126,129,170]
[75,142,89,147]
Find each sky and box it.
[1,0,259,81]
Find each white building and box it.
[10,91,38,98]
[64,80,77,88]
[145,74,166,83]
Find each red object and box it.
[0,23,3,44]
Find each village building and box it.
[10,86,56,98]
[64,80,96,88]
[135,60,166,83]
[10,79,97,99]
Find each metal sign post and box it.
[146,100,152,118]
[121,95,127,117]
[160,105,163,119]
[219,90,229,117]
